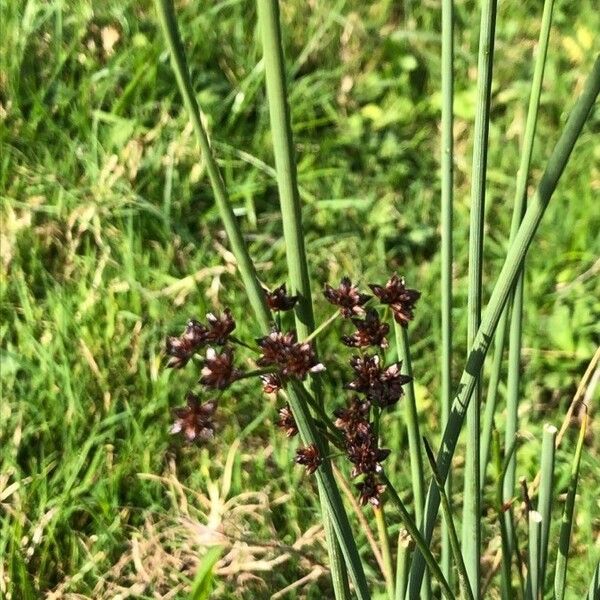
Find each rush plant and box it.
[154,0,599,598]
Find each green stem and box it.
[255,0,313,339]
[154,0,271,333]
[554,411,588,600]
[302,310,340,344]
[492,430,513,600]
[525,511,542,600]
[537,424,557,598]
[440,0,454,582]
[394,323,428,597]
[395,530,413,600]
[423,439,474,600]
[255,3,356,596]
[375,506,396,600]
[408,55,600,597]
[463,1,497,592]
[481,0,555,485]
[382,474,455,600]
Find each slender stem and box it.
[537,424,557,598]
[255,3,355,596]
[554,411,588,600]
[302,310,340,344]
[407,56,600,597]
[481,0,555,485]
[504,0,555,573]
[381,475,455,600]
[374,506,396,600]
[525,511,542,600]
[492,430,512,600]
[440,0,454,582]
[394,323,429,598]
[332,463,388,577]
[463,1,498,593]
[479,316,507,483]
[395,530,413,600]
[287,380,370,600]
[255,0,313,339]
[423,439,474,600]
[154,0,271,333]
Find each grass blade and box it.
[440,0,454,582]
[463,1,498,592]
[503,0,555,574]
[554,410,588,600]
[537,424,557,597]
[408,55,600,597]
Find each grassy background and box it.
[1,0,599,598]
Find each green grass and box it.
[1,0,599,598]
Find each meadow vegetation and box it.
[1,0,599,598]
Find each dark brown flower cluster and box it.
[264,284,298,312]
[334,397,390,506]
[369,274,420,327]
[171,393,217,442]
[165,309,236,368]
[162,274,420,508]
[257,330,325,379]
[295,443,322,474]
[166,309,242,444]
[324,277,370,318]
[347,354,411,408]
[342,309,389,349]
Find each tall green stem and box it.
[537,424,557,598]
[554,412,587,600]
[255,2,355,597]
[394,323,429,598]
[255,0,313,339]
[480,0,555,483]
[463,1,497,593]
[440,0,454,583]
[408,55,600,597]
[375,506,396,600]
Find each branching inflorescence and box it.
[164,275,420,510]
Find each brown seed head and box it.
[342,309,389,348]
[264,283,298,312]
[347,355,411,408]
[171,393,217,442]
[369,275,420,327]
[165,319,208,369]
[277,404,298,437]
[257,330,325,379]
[323,277,371,318]
[205,309,236,344]
[260,373,283,395]
[295,443,322,474]
[356,475,386,507]
[200,347,240,389]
